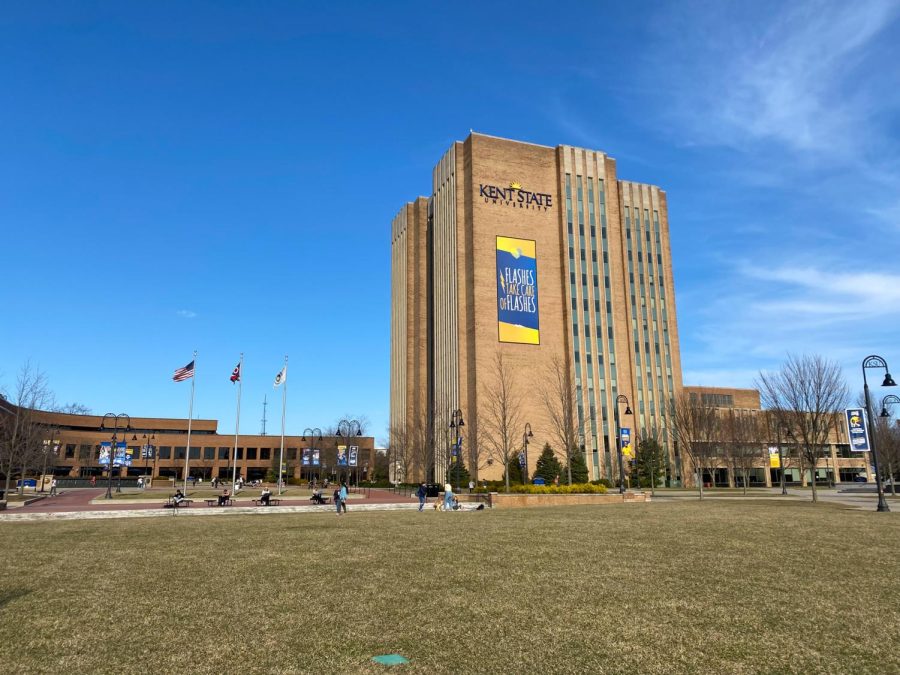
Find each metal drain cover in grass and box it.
[372,654,410,666]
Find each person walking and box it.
[443,483,454,511]
[49,478,58,496]
[333,487,342,515]
[339,482,348,514]
[416,483,427,511]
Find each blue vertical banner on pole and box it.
[349,446,358,467]
[621,428,632,458]
[845,408,871,452]
[99,442,111,466]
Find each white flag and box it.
[274,367,287,387]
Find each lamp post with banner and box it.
[335,419,361,485]
[614,395,633,494]
[39,426,59,492]
[522,423,534,484]
[141,433,156,483]
[861,355,896,512]
[302,427,322,485]
[449,409,464,492]
[99,413,131,499]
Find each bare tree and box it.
[54,402,92,415]
[667,391,721,499]
[724,408,765,494]
[0,363,55,497]
[480,351,524,492]
[761,408,800,491]
[757,354,849,503]
[387,423,414,484]
[540,354,578,485]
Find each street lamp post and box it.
[39,426,59,493]
[335,419,362,486]
[449,409,464,492]
[879,394,900,497]
[522,423,534,485]
[302,427,323,485]
[775,424,788,496]
[99,413,131,500]
[142,433,156,483]
[862,355,896,512]
[613,395,633,494]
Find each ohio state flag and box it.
[230,362,241,383]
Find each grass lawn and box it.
[1,502,898,674]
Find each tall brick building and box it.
[391,133,684,484]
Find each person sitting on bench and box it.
[310,489,325,504]
[173,490,185,506]
[260,488,271,505]
[217,488,230,506]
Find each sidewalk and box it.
[1,487,418,522]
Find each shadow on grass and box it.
[0,588,31,609]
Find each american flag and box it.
[230,362,241,383]
[173,360,195,382]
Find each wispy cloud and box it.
[176,309,197,319]
[651,0,900,158]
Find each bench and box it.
[205,498,234,506]
[252,498,282,506]
[310,496,330,505]
[163,499,192,508]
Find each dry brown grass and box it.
[0,501,897,674]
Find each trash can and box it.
[426,483,441,498]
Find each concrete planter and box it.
[487,491,649,509]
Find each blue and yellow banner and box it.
[846,408,871,452]
[496,236,540,344]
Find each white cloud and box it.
[176,309,197,319]
[652,0,900,159]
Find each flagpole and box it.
[278,355,287,495]
[184,350,197,494]
[232,353,243,491]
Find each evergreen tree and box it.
[566,451,589,483]
[534,443,563,483]
[634,438,666,488]
[505,452,525,484]
[447,456,471,488]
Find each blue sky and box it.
[2,1,899,439]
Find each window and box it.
[260,448,271,460]
[218,447,230,460]
[189,446,200,460]
[65,444,76,459]
[247,447,257,460]
[175,447,186,460]
[159,446,171,459]
[203,447,215,460]
[697,393,734,407]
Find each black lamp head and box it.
[624,406,633,415]
[881,407,890,418]
[884,372,897,387]
[527,429,534,437]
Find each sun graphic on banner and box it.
[509,181,522,190]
